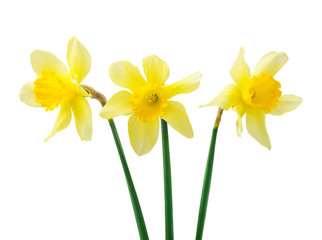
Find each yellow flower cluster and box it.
[19,38,302,153]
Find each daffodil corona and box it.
[19,37,93,141]
[203,47,302,149]
[100,55,202,155]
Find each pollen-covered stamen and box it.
[242,73,282,114]
[33,70,78,111]
[148,93,158,105]
[130,84,168,122]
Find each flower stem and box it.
[161,119,174,240]
[81,85,149,240]
[109,119,149,240]
[195,108,223,240]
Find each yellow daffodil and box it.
[19,37,93,141]
[100,55,202,155]
[203,47,302,149]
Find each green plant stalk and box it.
[161,119,174,240]
[81,85,149,239]
[195,108,223,240]
[109,119,149,240]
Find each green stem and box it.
[195,108,223,240]
[161,119,174,240]
[108,119,149,240]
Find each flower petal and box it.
[66,37,91,83]
[236,111,243,137]
[45,103,72,141]
[252,51,288,77]
[71,98,92,141]
[128,115,159,156]
[109,61,146,92]
[163,72,201,99]
[270,95,302,115]
[201,84,243,110]
[230,47,251,89]
[99,91,133,119]
[246,108,271,150]
[31,50,68,79]
[162,101,193,138]
[19,81,42,107]
[143,55,169,85]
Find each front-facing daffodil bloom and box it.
[100,55,202,155]
[19,37,92,141]
[203,47,302,149]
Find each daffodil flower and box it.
[19,37,92,141]
[100,55,202,155]
[203,47,302,149]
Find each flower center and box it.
[242,73,282,114]
[130,84,168,122]
[33,70,78,111]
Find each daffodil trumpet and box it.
[82,85,149,240]
[195,108,223,240]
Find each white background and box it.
[0,0,321,239]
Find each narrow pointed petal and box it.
[128,115,159,156]
[270,95,302,115]
[246,108,271,149]
[253,51,288,77]
[99,90,133,119]
[162,101,193,138]
[109,61,146,92]
[230,47,251,89]
[163,72,201,99]
[71,98,92,141]
[201,84,243,110]
[45,103,72,141]
[143,55,169,85]
[236,112,243,137]
[31,50,68,79]
[19,81,42,107]
[67,37,91,83]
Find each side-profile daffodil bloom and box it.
[203,47,302,149]
[100,55,202,155]
[19,37,93,141]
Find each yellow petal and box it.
[230,47,251,89]
[252,51,288,77]
[143,55,169,85]
[163,72,201,99]
[71,98,92,141]
[236,111,243,137]
[109,61,146,92]
[162,101,193,138]
[201,84,242,110]
[45,103,72,141]
[246,108,271,150]
[19,81,42,107]
[31,50,68,79]
[99,91,133,119]
[270,95,302,115]
[128,115,159,156]
[66,37,91,83]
